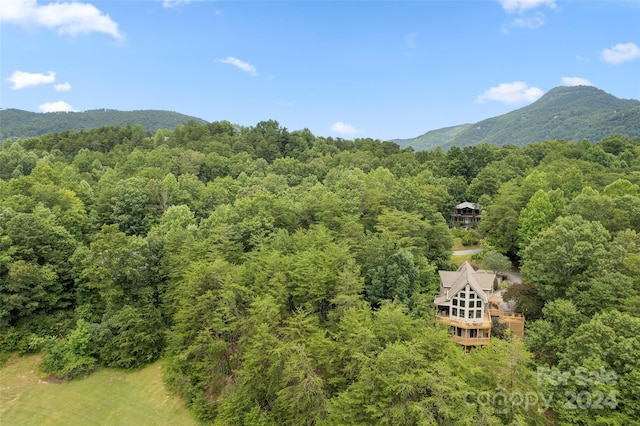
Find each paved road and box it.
[452,248,483,256]
[503,271,522,284]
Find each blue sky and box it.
[2,0,639,141]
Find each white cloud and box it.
[510,14,545,29]
[499,0,556,14]
[38,101,76,112]
[561,76,593,87]
[331,122,358,136]
[601,42,640,64]
[54,82,72,92]
[7,70,55,89]
[476,81,543,105]
[1,0,123,39]
[218,56,258,76]
[163,0,191,8]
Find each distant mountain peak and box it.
[395,86,640,150]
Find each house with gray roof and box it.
[434,261,524,348]
[451,201,481,227]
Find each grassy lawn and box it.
[0,354,197,426]
[451,253,475,266]
[451,237,481,252]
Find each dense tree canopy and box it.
[1,121,639,424]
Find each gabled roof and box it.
[437,261,494,303]
[455,201,481,210]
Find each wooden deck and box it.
[436,313,492,330]
[496,312,525,339]
[450,336,491,346]
[436,309,525,346]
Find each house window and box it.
[470,329,477,338]
[452,308,457,317]
[460,292,466,299]
[468,310,474,319]
[460,300,465,308]
[476,310,482,318]
[459,309,465,318]
[452,299,458,306]
[469,293,475,299]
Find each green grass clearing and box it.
[451,253,475,266]
[0,354,197,426]
[451,237,481,252]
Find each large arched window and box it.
[451,285,483,320]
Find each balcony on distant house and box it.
[451,201,481,227]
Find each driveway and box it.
[452,248,483,256]
[503,271,522,284]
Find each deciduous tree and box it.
[520,215,611,301]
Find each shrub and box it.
[17,333,48,354]
[454,229,481,246]
[40,320,97,380]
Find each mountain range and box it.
[0,108,206,141]
[2,86,639,149]
[394,86,640,151]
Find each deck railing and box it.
[489,307,524,319]
[435,313,492,329]
[437,307,526,344]
[450,336,491,346]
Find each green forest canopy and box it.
[1,120,639,425]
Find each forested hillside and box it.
[1,120,639,425]
[0,108,206,141]
[396,86,640,150]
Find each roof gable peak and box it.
[446,261,494,302]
